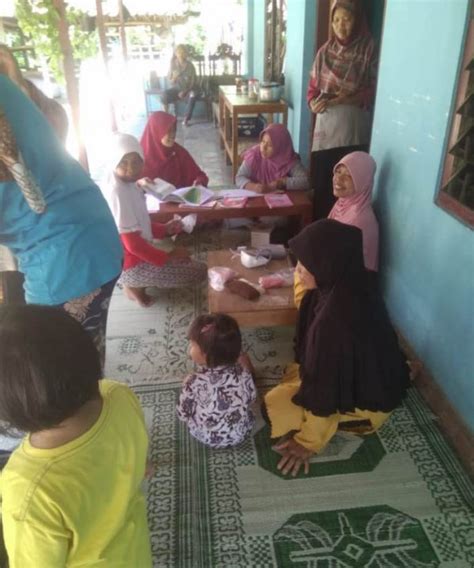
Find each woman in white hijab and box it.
[100,133,207,307]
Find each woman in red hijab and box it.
[140,111,208,188]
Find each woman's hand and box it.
[178,90,187,99]
[253,183,271,194]
[166,219,183,236]
[310,97,329,114]
[269,178,286,191]
[136,177,153,191]
[274,438,313,476]
[167,246,191,262]
[137,177,153,186]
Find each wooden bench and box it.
[207,250,297,327]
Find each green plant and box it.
[15,0,98,83]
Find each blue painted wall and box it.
[284,0,317,167]
[244,0,254,77]
[246,0,265,81]
[370,0,474,430]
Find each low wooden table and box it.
[218,85,288,181]
[148,190,312,229]
[207,250,297,327]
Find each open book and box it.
[141,178,215,206]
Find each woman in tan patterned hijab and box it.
[0,107,45,213]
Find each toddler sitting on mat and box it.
[177,313,256,448]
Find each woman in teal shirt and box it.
[0,76,122,362]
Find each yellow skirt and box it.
[293,270,306,309]
[264,363,390,453]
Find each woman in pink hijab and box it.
[294,151,378,308]
[328,151,378,271]
[235,123,309,193]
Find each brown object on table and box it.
[226,278,260,301]
[218,85,288,181]
[208,250,297,327]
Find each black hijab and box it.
[289,219,409,416]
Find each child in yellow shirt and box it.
[0,305,152,568]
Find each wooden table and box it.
[207,250,297,327]
[218,85,288,181]
[148,190,312,228]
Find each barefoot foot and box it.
[123,286,155,307]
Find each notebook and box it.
[264,193,293,208]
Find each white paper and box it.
[146,192,161,212]
[141,177,176,199]
[214,188,261,199]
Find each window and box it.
[437,5,474,228]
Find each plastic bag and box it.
[208,266,238,292]
[258,268,295,289]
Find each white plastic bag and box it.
[208,266,238,292]
[258,268,295,289]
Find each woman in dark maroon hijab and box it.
[264,219,409,476]
[140,111,208,188]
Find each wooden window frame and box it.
[436,6,474,228]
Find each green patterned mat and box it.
[104,229,474,567]
[138,384,473,567]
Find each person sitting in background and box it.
[101,132,207,307]
[0,305,152,567]
[264,220,409,477]
[0,44,68,143]
[236,123,309,193]
[294,150,378,308]
[141,111,208,188]
[162,44,199,127]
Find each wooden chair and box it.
[208,43,242,76]
[208,43,242,125]
[144,71,163,117]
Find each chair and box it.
[144,71,163,117]
[208,44,242,126]
[208,43,241,76]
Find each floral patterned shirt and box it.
[176,364,257,448]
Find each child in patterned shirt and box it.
[177,313,257,448]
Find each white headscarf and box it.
[100,133,152,241]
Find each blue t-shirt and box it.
[0,77,122,304]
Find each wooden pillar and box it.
[95,0,118,132]
[52,0,89,170]
[117,0,128,62]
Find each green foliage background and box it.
[15,0,98,83]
